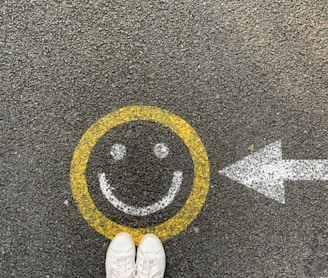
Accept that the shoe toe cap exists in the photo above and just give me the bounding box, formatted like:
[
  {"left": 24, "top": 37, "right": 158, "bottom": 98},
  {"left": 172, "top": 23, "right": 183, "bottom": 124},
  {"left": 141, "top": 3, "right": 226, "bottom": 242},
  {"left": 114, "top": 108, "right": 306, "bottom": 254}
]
[{"left": 109, "top": 232, "right": 135, "bottom": 252}]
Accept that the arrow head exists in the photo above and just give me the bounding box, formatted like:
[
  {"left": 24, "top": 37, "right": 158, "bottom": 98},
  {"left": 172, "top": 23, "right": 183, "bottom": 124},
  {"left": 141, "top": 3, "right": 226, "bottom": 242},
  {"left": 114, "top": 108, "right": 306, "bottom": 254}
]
[{"left": 219, "top": 141, "right": 286, "bottom": 204}]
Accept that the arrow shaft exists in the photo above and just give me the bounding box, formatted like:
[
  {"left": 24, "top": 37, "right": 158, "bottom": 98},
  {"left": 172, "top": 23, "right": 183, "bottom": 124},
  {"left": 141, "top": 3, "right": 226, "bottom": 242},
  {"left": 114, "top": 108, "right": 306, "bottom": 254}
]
[{"left": 281, "top": 160, "right": 328, "bottom": 181}]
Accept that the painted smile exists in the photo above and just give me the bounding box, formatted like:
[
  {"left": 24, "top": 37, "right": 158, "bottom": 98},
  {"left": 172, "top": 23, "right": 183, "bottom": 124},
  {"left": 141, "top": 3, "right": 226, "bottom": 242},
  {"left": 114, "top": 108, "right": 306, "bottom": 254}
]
[
  {"left": 98, "top": 170, "right": 183, "bottom": 216},
  {"left": 98, "top": 142, "right": 183, "bottom": 216}
]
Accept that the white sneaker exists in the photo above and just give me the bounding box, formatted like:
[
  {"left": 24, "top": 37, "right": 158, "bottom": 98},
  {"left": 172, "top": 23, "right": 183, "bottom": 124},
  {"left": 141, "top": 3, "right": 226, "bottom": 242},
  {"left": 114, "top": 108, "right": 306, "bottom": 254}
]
[
  {"left": 106, "top": 232, "right": 136, "bottom": 278},
  {"left": 136, "top": 234, "right": 166, "bottom": 278}
]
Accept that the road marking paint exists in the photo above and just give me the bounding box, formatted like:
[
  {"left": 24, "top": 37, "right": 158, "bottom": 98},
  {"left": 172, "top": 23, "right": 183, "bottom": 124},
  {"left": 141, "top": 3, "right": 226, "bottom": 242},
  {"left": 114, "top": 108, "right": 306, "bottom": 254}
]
[
  {"left": 110, "top": 143, "right": 126, "bottom": 161},
  {"left": 104, "top": 141, "right": 180, "bottom": 214},
  {"left": 99, "top": 171, "right": 183, "bottom": 216},
  {"left": 219, "top": 140, "right": 328, "bottom": 204},
  {"left": 70, "top": 106, "right": 210, "bottom": 244},
  {"left": 153, "top": 143, "right": 169, "bottom": 159}
]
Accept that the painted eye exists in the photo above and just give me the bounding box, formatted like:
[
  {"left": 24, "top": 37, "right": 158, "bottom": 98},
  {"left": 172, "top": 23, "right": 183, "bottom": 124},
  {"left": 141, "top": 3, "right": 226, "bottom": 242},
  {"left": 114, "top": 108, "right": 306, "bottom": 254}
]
[
  {"left": 153, "top": 143, "right": 169, "bottom": 159},
  {"left": 111, "top": 143, "right": 126, "bottom": 160}
]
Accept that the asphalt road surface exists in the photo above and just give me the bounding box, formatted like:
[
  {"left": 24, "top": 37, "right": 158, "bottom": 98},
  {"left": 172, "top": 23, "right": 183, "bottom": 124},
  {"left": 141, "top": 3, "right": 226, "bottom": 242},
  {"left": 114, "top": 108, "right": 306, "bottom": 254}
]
[{"left": 1, "top": 0, "right": 328, "bottom": 277}]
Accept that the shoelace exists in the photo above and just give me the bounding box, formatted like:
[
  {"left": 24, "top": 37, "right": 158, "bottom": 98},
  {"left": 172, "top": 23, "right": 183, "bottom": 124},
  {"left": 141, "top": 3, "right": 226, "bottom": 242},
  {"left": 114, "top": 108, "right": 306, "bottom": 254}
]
[
  {"left": 135, "top": 252, "right": 162, "bottom": 278},
  {"left": 110, "top": 255, "right": 136, "bottom": 278}
]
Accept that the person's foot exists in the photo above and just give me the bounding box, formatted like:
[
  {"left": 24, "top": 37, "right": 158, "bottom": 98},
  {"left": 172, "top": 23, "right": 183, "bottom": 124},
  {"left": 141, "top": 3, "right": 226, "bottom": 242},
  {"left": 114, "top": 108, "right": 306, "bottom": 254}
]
[
  {"left": 136, "top": 234, "right": 166, "bottom": 278},
  {"left": 106, "top": 232, "right": 136, "bottom": 278}
]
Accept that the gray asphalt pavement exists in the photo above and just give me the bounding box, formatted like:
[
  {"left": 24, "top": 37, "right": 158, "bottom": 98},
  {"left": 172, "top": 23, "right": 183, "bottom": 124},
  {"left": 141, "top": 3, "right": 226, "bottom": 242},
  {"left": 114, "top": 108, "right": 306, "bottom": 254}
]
[{"left": 1, "top": 0, "right": 328, "bottom": 277}]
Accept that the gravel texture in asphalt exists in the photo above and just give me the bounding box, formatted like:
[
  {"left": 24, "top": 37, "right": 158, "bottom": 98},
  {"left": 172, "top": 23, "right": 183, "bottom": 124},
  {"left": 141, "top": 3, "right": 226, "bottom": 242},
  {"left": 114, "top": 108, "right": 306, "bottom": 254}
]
[{"left": 1, "top": 1, "right": 327, "bottom": 277}]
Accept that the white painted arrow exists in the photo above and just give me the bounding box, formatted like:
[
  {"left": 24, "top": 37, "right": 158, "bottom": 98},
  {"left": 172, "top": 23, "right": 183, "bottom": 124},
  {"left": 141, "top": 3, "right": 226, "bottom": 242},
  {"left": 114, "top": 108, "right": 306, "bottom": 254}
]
[{"left": 219, "top": 140, "right": 328, "bottom": 204}]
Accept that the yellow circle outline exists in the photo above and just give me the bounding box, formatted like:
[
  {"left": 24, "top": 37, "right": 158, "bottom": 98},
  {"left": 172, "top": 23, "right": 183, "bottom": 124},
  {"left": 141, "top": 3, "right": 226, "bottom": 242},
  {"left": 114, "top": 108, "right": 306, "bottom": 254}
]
[{"left": 70, "top": 106, "right": 210, "bottom": 244}]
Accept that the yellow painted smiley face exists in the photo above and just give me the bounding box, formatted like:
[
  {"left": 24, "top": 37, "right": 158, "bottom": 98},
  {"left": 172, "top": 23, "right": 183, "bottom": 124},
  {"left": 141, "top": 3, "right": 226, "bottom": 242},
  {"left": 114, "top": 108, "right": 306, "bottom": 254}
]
[{"left": 70, "top": 106, "right": 210, "bottom": 244}]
